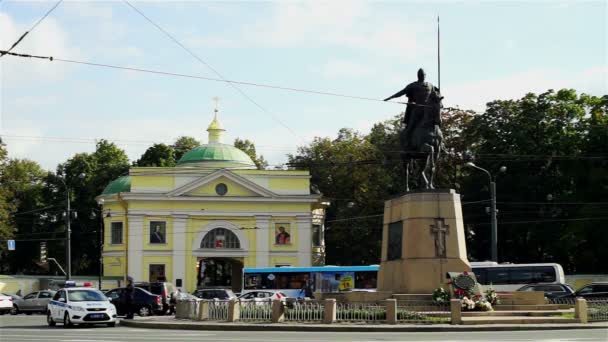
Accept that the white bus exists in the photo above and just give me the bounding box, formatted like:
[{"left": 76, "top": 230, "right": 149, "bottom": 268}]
[{"left": 470, "top": 262, "right": 565, "bottom": 292}]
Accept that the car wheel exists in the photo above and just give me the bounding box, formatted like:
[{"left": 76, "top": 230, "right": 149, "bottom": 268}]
[
  {"left": 138, "top": 305, "right": 151, "bottom": 317},
  {"left": 107, "top": 322, "right": 116, "bottom": 327},
  {"left": 10, "top": 305, "right": 19, "bottom": 315},
  {"left": 47, "top": 311, "right": 56, "bottom": 327},
  {"left": 63, "top": 312, "right": 73, "bottom": 328}
]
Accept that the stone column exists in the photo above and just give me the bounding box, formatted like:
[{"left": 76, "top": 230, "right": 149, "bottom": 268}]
[
  {"left": 323, "top": 298, "right": 336, "bottom": 324},
  {"left": 574, "top": 298, "right": 588, "bottom": 323},
  {"left": 127, "top": 215, "right": 144, "bottom": 282},
  {"left": 227, "top": 299, "right": 240, "bottom": 322},
  {"left": 385, "top": 298, "right": 397, "bottom": 324},
  {"left": 296, "top": 215, "right": 312, "bottom": 266},
  {"left": 197, "top": 301, "right": 209, "bottom": 321},
  {"left": 450, "top": 299, "right": 462, "bottom": 325},
  {"left": 172, "top": 214, "right": 188, "bottom": 290},
  {"left": 255, "top": 215, "right": 271, "bottom": 267},
  {"left": 271, "top": 299, "right": 285, "bottom": 323}
]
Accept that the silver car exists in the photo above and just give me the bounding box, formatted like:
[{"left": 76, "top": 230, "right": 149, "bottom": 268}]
[{"left": 12, "top": 290, "right": 56, "bottom": 314}]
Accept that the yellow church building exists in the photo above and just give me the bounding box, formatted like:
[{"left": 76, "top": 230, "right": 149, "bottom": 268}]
[{"left": 97, "top": 112, "right": 325, "bottom": 292}]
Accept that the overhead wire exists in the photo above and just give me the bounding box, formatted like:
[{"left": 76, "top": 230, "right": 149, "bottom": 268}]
[{"left": 0, "top": 0, "right": 64, "bottom": 58}]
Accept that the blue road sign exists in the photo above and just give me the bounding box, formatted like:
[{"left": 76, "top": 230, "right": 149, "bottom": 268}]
[{"left": 7, "top": 240, "right": 15, "bottom": 251}]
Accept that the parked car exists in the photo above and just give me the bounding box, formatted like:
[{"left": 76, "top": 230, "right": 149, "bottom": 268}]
[
  {"left": 104, "top": 287, "right": 162, "bottom": 317},
  {"left": 135, "top": 282, "right": 177, "bottom": 314},
  {"left": 0, "top": 293, "right": 13, "bottom": 315},
  {"left": 47, "top": 286, "right": 117, "bottom": 328},
  {"left": 569, "top": 282, "right": 608, "bottom": 299},
  {"left": 238, "top": 290, "right": 288, "bottom": 302},
  {"left": 192, "top": 289, "right": 236, "bottom": 300},
  {"left": 11, "top": 290, "right": 56, "bottom": 314},
  {"left": 516, "top": 283, "right": 575, "bottom": 298}
]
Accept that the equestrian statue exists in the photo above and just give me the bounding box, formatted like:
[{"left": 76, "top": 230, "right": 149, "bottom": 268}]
[{"left": 384, "top": 68, "right": 444, "bottom": 191}]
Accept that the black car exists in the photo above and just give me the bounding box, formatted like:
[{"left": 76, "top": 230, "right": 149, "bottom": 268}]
[
  {"left": 517, "top": 283, "right": 575, "bottom": 298},
  {"left": 571, "top": 282, "right": 608, "bottom": 299},
  {"left": 134, "top": 282, "right": 177, "bottom": 314},
  {"left": 104, "top": 287, "right": 162, "bottom": 317}
]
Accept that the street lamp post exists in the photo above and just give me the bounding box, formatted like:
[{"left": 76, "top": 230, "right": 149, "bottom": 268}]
[
  {"left": 55, "top": 177, "right": 72, "bottom": 281},
  {"left": 465, "top": 162, "right": 506, "bottom": 262},
  {"left": 56, "top": 173, "right": 85, "bottom": 281}
]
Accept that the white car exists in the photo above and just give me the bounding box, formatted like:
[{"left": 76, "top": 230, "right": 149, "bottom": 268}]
[
  {"left": 47, "top": 287, "right": 117, "bottom": 327},
  {"left": 0, "top": 293, "right": 13, "bottom": 315},
  {"left": 238, "top": 290, "right": 288, "bottom": 304}
]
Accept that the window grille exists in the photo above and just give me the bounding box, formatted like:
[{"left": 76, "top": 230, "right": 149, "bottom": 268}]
[{"left": 201, "top": 228, "right": 241, "bottom": 249}]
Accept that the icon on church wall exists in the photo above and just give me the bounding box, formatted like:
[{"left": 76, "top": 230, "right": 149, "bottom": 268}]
[
  {"left": 150, "top": 221, "right": 166, "bottom": 244},
  {"left": 275, "top": 224, "right": 291, "bottom": 245},
  {"left": 215, "top": 234, "right": 225, "bottom": 248}
]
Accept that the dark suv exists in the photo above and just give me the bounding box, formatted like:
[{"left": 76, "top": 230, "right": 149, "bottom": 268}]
[
  {"left": 571, "top": 282, "right": 608, "bottom": 298},
  {"left": 135, "top": 282, "right": 177, "bottom": 314}
]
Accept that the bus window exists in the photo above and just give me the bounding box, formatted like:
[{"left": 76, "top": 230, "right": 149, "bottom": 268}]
[
  {"left": 472, "top": 267, "right": 488, "bottom": 284},
  {"left": 354, "top": 271, "right": 377, "bottom": 289},
  {"left": 509, "top": 267, "right": 534, "bottom": 284},
  {"left": 532, "top": 267, "right": 556, "bottom": 283},
  {"left": 487, "top": 268, "right": 510, "bottom": 285}
]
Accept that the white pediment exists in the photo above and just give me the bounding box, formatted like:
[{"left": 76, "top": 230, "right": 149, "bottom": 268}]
[{"left": 166, "top": 169, "right": 277, "bottom": 198}]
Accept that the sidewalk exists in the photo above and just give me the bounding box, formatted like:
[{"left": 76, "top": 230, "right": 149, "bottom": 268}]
[{"left": 120, "top": 316, "right": 608, "bottom": 332}]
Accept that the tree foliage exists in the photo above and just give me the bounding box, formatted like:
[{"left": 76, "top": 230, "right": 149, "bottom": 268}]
[
  {"left": 135, "top": 143, "right": 176, "bottom": 167},
  {"left": 234, "top": 138, "right": 268, "bottom": 169},
  {"left": 290, "top": 89, "right": 607, "bottom": 272},
  {"left": 173, "top": 136, "right": 200, "bottom": 161}
]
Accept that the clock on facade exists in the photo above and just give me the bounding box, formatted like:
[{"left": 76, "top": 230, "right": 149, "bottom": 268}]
[{"left": 215, "top": 183, "right": 228, "bottom": 196}]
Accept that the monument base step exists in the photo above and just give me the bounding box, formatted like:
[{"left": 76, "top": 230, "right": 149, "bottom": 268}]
[
  {"left": 391, "top": 294, "right": 433, "bottom": 301},
  {"left": 494, "top": 304, "right": 561, "bottom": 311},
  {"left": 462, "top": 309, "right": 572, "bottom": 317},
  {"left": 461, "top": 316, "right": 579, "bottom": 325}
]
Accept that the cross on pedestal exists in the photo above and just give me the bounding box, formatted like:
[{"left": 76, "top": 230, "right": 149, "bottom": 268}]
[{"left": 430, "top": 218, "right": 449, "bottom": 258}]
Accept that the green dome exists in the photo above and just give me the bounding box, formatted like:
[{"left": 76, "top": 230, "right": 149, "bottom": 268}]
[
  {"left": 177, "top": 143, "right": 255, "bottom": 167},
  {"left": 102, "top": 176, "right": 131, "bottom": 195}
]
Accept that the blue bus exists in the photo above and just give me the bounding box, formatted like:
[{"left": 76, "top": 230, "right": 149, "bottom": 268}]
[{"left": 242, "top": 265, "right": 379, "bottom": 298}]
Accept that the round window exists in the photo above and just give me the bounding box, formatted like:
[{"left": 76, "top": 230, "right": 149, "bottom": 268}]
[{"left": 215, "top": 183, "right": 228, "bottom": 196}]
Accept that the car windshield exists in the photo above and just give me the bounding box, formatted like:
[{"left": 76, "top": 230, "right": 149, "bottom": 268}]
[{"left": 68, "top": 290, "right": 107, "bottom": 302}]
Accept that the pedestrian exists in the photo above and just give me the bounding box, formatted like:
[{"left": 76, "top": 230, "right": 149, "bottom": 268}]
[{"left": 125, "top": 276, "right": 135, "bottom": 319}]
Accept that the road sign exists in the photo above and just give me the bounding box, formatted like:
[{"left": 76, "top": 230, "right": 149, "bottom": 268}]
[
  {"left": 40, "top": 242, "right": 47, "bottom": 263},
  {"left": 7, "top": 240, "right": 15, "bottom": 251}
]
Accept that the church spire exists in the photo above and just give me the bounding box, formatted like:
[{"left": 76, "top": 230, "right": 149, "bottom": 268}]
[{"left": 207, "top": 97, "right": 225, "bottom": 144}]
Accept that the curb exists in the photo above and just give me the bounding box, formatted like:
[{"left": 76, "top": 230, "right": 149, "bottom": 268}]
[{"left": 119, "top": 319, "right": 608, "bottom": 332}]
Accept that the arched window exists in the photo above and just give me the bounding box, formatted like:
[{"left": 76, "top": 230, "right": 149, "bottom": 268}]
[{"left": 200, "top": 228, "right": 241, "bottom": 249}]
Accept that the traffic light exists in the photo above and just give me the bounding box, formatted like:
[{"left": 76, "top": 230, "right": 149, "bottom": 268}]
[{"left": 40, "top": 242, "right": 47, "bottom": 263}]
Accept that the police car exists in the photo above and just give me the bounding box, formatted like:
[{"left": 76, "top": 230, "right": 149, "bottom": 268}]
[{"left": 47, "top": 282, "right": 117, "bottom": 328}]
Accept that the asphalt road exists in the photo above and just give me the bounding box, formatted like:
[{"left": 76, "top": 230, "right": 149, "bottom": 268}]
[{"left": 1, "top": 315, "right": 607, "bottom": 342}]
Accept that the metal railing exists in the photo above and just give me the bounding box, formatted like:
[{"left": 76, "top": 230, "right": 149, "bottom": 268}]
[
  {"left": 284, "top": 300, "right": 324, "bottom": 322},
  {"left": 396, "top": 301, "right": 450, "bottom": 323},
  {"left": 548, "top": 297, "right": 577, "bottom": 305},
  {"left": 587, "top": 298, "right": 608, "bottom": 322},
  {"left": 208, "top": 300, "right": 229, "bottom": 321},
  {"left": 239, "top": 299, "right": 272, "bottom": 322},
  {"left": 336, "top": 302, "right": 385, "bottom": 322}
]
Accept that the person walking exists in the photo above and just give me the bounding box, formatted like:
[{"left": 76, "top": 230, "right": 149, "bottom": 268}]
[{"left": 125, "top": 276, "right": 135, "bottom": 319}]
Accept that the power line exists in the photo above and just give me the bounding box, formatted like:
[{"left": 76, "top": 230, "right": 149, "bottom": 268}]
[
  {"left": 123, "top": 0, "right": 302, "bottom": 143},
  {"left": 0, "top": 0, "right": 64, "bottom": 58}
]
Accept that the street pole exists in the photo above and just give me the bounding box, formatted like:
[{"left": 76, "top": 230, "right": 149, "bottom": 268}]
[
  {"left": 65, "top": 187, "right": 71, "bottom": 281},
  {"left": 490, "top": 181, "right": 498, "bottom": 262},
  {"left": 99, "top": 215, "right": 103, "bottom": 290}
]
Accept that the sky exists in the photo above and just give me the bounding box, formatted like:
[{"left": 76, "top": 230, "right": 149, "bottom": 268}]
[{"left": 1, "top": 0, "right": 606, "bottom": 171}]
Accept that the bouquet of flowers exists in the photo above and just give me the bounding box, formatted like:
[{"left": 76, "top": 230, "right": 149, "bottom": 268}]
[
  {"left": 461, "top": 297, "right": 475, "bottom": 310},
  {"left": 475, "top": 299, "right": 493, "bottom": 311},
  {"left": 485, "top": 288, "right": 500, "bottom": 305},
  {"left": 432, "top": 287, "right": 450, "bottom": 303}
]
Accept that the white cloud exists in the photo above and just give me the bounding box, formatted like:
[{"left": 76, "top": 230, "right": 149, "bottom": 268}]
[
  {"left": 316, "top": 59, "right": 374, "bottom": 79},
  {"left": 0, "top": 13, "right": 83, "bottom": 86},
  {"left": 445, "top": 66, "right": 608, "bottom": 111}
]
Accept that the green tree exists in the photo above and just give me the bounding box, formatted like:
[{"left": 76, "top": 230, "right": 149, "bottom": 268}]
[
  {"left": 0, "top": 139, "right": 16, "bottom": 271},
  {"left": 234, "top": 138, "right": 268, "bottom": 170},
  {"left": 173, "top": 136, "right": 200, "bottom": 161},
  {"left": 136, "top": 143, "right": 176, "bottom": 167}
]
